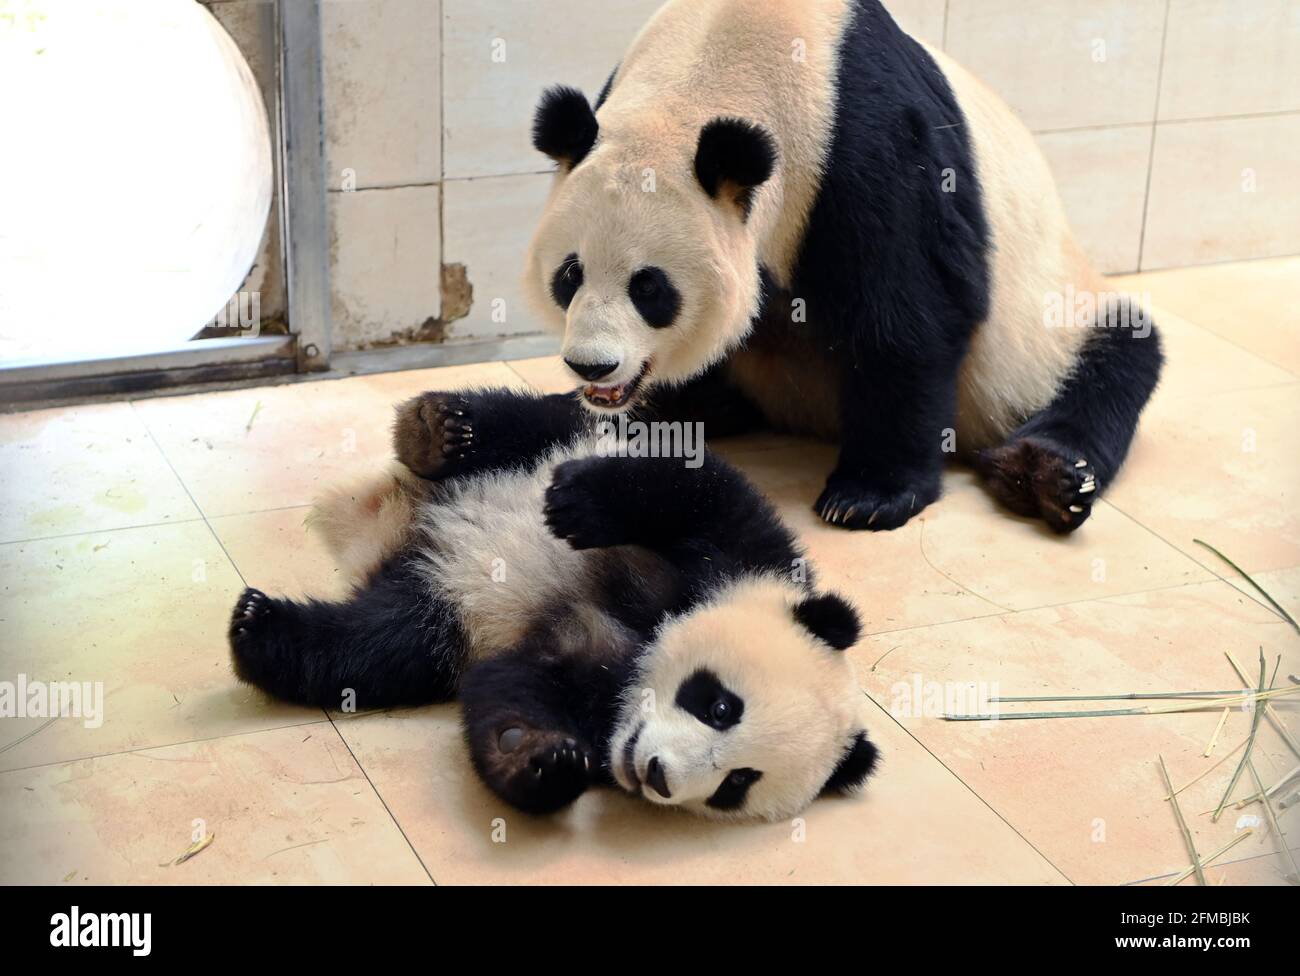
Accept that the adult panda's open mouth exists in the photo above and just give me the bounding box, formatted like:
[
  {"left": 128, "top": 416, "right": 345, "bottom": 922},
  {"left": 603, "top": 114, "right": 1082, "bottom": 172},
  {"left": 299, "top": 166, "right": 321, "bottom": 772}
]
[{"left": 582, "top": 360, "right": 651, "bottom": 410}]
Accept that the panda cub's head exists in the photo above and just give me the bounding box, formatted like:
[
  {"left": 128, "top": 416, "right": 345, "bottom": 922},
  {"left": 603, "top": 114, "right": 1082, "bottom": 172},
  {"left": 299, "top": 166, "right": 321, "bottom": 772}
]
[
  {"left": 524, "top": 86, "right": 777, "bottom": 412},
  {"left": 609, "top": 577, "right": 879, "bottom": 821}
]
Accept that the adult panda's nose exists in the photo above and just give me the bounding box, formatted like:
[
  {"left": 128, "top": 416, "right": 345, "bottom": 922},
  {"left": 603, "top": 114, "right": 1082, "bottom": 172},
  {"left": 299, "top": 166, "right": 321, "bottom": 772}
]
[
  {"left": 645, "top": 755, "right": 672, "bottom": 798},
  {"left": 564, "top": 358, "right": 619, "bottom": 382}
]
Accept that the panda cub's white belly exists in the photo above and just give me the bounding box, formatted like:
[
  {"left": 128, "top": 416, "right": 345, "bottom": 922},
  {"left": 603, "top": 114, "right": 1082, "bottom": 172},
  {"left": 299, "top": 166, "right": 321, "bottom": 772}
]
[{"left": 412, "top": 436, "right": 633, "bottom": 662}]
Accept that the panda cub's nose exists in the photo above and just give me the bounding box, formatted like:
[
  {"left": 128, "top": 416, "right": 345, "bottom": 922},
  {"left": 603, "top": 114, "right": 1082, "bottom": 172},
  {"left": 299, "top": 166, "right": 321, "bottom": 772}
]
[
  {"left": 564, "top": 358, "right": 619, "bottom": 382},
  {"left": 645, "top": 755, "right": 671, "bottom": 798}
]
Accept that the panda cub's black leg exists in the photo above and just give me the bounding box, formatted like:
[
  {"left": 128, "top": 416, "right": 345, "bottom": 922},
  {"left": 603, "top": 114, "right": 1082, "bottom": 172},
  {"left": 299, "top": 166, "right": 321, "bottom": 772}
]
[
  {"left": 976, "top": 304, "right": 1163, "bottom": 534},
  {"left": 393, "top": 387, "right": 588, "bottom": 481},
  {"left": 460, "top": 651, "right": 602, "bottom": 815},
  {"left": 228, "top": 557, "right": 465, "bottom": 709}
]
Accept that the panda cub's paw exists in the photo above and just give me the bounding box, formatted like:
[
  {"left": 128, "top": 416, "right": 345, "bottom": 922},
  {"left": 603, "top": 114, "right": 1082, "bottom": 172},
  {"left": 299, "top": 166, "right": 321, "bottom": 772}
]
[
  {"left": 392, "top": 391, "right": 476, "bottom": 480},
  {"left": 228, "top": 587, "right": 277, "bottom": 681},
  {"left": 543, "top": 458, "right": 628, "bottom": 549},
  {"left": 976, "top": 436, "right": 1097, "bottom": 534},
  {"left": 815, "top": 471, "right": 941, "bottom": 531},
  {"left": 490, "top": 727, "right": 594, "bottom": 814}
]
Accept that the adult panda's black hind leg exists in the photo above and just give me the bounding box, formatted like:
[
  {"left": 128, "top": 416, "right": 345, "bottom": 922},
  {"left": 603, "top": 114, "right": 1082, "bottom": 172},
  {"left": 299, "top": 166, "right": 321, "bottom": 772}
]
[
  {"left": 228, "top": 557, "right": 466, "bottom": 709},
  {"left": 976, "top": 304, "right": 1163, "bottom": 534}
]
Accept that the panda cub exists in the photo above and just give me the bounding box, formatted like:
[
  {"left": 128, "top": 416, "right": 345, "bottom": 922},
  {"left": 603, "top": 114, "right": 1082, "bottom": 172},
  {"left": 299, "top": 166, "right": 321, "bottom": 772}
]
[
  {"left": 523, "top": 0, "right": 1164, "bottom": 534},
  {"left": 228, "top": 387, "right": 878, "bottom": 820}
]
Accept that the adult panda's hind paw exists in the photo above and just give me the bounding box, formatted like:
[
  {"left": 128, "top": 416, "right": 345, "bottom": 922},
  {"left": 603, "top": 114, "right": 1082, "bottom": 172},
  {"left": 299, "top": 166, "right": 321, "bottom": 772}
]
[
  {"left": 392, "top": 392, "right": 476, "bottom": 480},
  {"left": 815, "top": 472, "right": 940, "bottom": 531},
  {"left": 976, "top": 436, "right": 1097, "bottom": 534}
]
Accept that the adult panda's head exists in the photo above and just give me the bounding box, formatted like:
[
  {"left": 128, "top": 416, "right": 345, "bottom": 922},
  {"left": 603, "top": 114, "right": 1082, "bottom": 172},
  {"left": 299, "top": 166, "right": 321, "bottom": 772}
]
[
  {"left": 523, "top": 85, "right": 777, "bottom": 412},
  {"left": 608, "top": 577, "right": 879, "bottom": 822}
]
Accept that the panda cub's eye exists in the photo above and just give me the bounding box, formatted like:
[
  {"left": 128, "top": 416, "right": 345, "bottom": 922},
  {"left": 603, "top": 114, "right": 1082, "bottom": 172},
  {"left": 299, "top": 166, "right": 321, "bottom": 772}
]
[
  {"left": 627, "top": 266, "right": 681, "bottom": 329},
  {"left": 675, "top": 669, "right": 744, "bottom": 730},
  {"left": 631, "top": 271, "right": 658, "bottom": 297},
  {"left": 709, "top": 699, "right": 731, "bottom": 724}
]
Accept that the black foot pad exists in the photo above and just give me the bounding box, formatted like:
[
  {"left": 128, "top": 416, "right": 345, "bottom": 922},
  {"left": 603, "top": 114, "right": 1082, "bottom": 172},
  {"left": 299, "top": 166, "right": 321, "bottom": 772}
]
[{"left": 976, "top": 436, "right": 1098, "bottom": 534}]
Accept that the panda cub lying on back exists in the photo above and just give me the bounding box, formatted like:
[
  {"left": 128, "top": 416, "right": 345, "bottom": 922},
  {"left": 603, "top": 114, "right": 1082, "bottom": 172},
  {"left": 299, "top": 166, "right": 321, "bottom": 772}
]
[{"left": 228, "top": 387, "right": 878, "bottom": 820}]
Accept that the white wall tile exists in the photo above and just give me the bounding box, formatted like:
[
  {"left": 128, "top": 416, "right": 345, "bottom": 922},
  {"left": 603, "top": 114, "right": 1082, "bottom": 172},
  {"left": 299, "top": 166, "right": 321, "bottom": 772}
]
[
  {"left": 1158, "top": 0, "right": 1300, "bottom": 121},
  {"left": 442, "top": 0, "right": 662, "bottom": 180},
  {"left": 329, "top": 184, "right": 442, "bottom": 349},
  {"left": 1036, "top": 125, "right": 1151, "bottom": 274},
  {"left": 1142, "top": 114, "right": 1300, "bottom": 270},
  {"left": 882, "top": 0, "right": 947, "bottom": 48},
  {"left": 946, "top": 0, "right": 1166, "bottom": 131},
  {"left": 322, "top": 0, "right": 441, "bottom": 190},
  {"left": 441, "top": 173, "right": 554, "bottom": 339}
]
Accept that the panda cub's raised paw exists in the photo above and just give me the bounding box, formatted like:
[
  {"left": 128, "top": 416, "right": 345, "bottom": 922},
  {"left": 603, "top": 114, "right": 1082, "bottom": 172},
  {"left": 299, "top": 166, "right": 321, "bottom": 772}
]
[
  {"left": 543, "top": 458, "right": 628, "bottom": 550},
  {"left": 976, "top": 436, "right": 1097, "bottom": 534},
  {"left": 392, "top": 391, "right": 476, "bottom": 480},
  {"left": 229, "top": 587, "right": 276, "bottom": 681},
  {"left": 489, "top": 726, "right": 594, "bottom": 814}
]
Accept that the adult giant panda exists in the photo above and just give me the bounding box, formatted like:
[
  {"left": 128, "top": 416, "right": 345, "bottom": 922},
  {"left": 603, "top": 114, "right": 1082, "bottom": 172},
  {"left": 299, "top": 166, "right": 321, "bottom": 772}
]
[
  {"left": 228, "top": 387, "right": 879, "bottom": 821},
  {"left": 522, "top": 0, "right": 1163, "bottom": 533}
]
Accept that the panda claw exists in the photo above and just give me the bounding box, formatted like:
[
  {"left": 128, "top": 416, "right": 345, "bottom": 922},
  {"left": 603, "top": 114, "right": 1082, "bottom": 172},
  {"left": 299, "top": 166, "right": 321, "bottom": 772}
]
[{"left": 1075, "top": 459, "right": 1088, "bottom": 468}]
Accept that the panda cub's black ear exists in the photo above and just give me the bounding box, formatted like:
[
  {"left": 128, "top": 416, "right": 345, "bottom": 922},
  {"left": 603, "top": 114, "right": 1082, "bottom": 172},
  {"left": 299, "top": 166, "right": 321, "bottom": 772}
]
[
  {"left": 532, "top": 85, "right": 599, "bottom": 168},
  {"left": 792, "top": 593, "right": 861, "bottom": 651},
  {"left": 821, "top": 731, "right": 880, "bottom": 796},
  {"left": 693, "top": 117, "right": 777, "bottom": 219}
]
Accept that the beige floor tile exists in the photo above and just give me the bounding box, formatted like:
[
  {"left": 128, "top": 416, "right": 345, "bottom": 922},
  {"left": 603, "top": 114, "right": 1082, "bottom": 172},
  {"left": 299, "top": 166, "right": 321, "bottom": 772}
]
[
  {"left": 908, "top": 469, "right": 1213, "bottom": 613},
  {"left": 1224, "top": 566, "right": 1300, "bottom": 634},
  {"left": 210, "top": 507, "right": 344, "bottom": 601},
  {"left": 131, "top": 362, "right": 526, "bottom": 518},
  {"left": 0, "top": 722, "right": 430, "bottom": 884},
  {"left": 0, "top": 521, "right": 318, "bottom": 772},
  {"left": 506, "top": 354, "right": 573, "bottom": 394},
  {"left": 721, "top": 444, "right": 1006, "bottom": 633},
  {"left": 335, "top": 698, "right": 1066, "bottom": 885},
  {"left": 0, "top": 402, "right": 199, "bottom": 544},
  {"left": 1104, "top": 384, "right": 1300, "bottom": 575},
  {"left": 858, "top": 579, "right": 1300, "bottom": 885},
  {"left": 1111, "top": 258, "right": 1300, "bottom": 378}
]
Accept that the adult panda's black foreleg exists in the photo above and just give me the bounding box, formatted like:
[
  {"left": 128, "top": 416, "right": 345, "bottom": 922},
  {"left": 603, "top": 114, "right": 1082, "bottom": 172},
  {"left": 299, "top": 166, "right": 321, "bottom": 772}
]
[
  {"left": 228, "top": 556, "right": 465, "bottom": 710},
  {"left": 976, "top": 304, "right": 1163, "bottom": 533},
  {"left": 816, "top": 350, "right": 963, "bottom": 531},
  {"left": 393, "top": 386, "right": 590, "bottom": 481}
]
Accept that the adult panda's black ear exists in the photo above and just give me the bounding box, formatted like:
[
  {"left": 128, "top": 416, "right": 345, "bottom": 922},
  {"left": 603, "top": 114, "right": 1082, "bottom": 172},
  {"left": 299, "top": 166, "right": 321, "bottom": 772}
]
[
  {"left": 693, "top": 117, "right": 777, "bottom": 219},
  {"left": 532, "top": 85, "right": 599, "bottom": 168},
  {"left": 821, "top": 731, "right": 880, "bottom": 796},
  {"left": 792, "top": 593, "right": 861, "bottom": 651}
]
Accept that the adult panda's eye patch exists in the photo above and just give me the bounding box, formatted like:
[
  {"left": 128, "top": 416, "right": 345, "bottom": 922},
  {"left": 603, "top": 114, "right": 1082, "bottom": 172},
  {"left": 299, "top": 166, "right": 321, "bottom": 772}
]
[
  {"left": 628, "top": 266, "right": 680, "bottom": 328},
  {"left": 706, "top": 767, "right": 763, "bottom": 810},
  {"left": 675, "top": 668, "right": 743, "bottom": 730},
  {"left": 550, "top": 253, "right": 583, "bottom": 309}
]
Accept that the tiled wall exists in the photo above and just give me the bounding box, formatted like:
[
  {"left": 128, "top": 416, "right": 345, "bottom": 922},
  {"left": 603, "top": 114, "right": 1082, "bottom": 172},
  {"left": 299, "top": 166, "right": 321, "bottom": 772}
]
[{"left": 208, "top": 0, "right": 1300, "bottom": 352}]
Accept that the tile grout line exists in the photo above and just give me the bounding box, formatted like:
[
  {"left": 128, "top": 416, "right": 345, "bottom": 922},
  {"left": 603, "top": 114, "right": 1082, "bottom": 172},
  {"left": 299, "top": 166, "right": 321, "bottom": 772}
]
[
  {"left": 862, "top": 694, "right": 1077, "bottom": 885},
  {"left": 323, "top": 710, "right": 438, "bottom": 886},
  {"left": 0, "top": 718, "right": 329, "bottom": 777},
  {"left": 1136, "top": 0, "right": 1172, "bottom": 273},
  {"left": 1032, "top": 106, "right": 1300, "bottom": 138}
]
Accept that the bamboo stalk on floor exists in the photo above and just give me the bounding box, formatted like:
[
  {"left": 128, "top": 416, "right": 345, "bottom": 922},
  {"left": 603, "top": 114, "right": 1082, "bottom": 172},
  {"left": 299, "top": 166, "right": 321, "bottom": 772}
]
[
  {"left": 989, "top": 690, "right": 1251, "bottom": 703},
  {"left": 1212, "top": 652, "right": 1267, "bottom": 823},
  {"left": 944, "top": 685, "right": 1298, "bottom": 721},
  {"left": 1233, "top": 763, "right": 1300, "bottom": 810},
  {"left": 1163, "top": 829, "right": 1253, "bottom": 887},
  {"left": 1166, "top": 738, "right": 1248, "bottom": 802},
  {"left": 1246, "top": 759, "right": 1300, "bottom": 884},
  {"left": 1193, "top": 539, "right": 1300, "bottom": 634},
  {"left": 1224, "top": 650, "right": 1300, "bottom": 761},
  {"left": 1205, "top": 706, "right": 1230, "bottom": 756},
  {"left": 1159, "top": 755, "right": 1206, "bottom": 886}
]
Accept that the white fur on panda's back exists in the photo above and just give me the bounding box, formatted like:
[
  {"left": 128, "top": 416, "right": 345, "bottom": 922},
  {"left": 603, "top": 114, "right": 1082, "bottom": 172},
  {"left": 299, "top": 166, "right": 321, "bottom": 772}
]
[{"left": 413, "top": 437, "right": 632, "bottom": 662}]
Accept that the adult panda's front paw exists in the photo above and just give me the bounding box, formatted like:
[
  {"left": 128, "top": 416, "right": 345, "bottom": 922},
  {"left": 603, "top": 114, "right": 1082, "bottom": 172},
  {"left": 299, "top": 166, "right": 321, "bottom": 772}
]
[
  {"left": 815, "top": 471, "right": 941, "bottom": 531},
  {"left": 543, "top": 458, "right": 627, "bottom": 549},
  {"left": 392, "top": 392, "right": 476, "bottom": 480}
]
